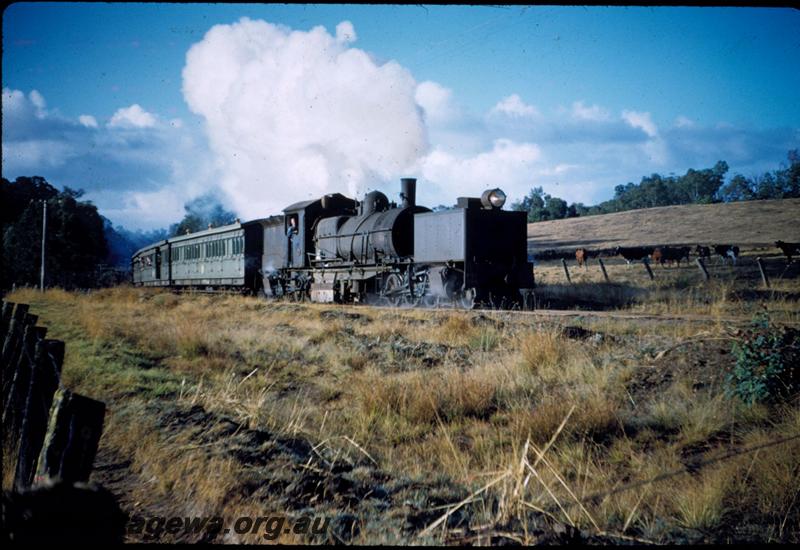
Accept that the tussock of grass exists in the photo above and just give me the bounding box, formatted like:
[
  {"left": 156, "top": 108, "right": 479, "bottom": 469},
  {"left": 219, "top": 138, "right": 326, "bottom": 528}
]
[
  {"left": 355, "top": 367, "right": 497, "bottom": 426},
  {"left": 435, "top": 314, "right": 477, "bottom": 346},
  {"left": 672, "top": 466, "right": 730, "bottom": 530}
]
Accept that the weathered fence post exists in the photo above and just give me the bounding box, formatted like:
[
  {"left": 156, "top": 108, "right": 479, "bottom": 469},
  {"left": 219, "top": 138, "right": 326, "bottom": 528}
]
[
  {"left": 695, "top": 258, "right": 710, "bottom": 282},
  {"left": 1, "top": 303, "right": 29, "bottom": 375},
  {"left": 598, "top": 257, "right": 610, "bottom": 282},
  {"left": 14, "top": 339, "right": 65, "bottom": 490},
  {"left": 34, "top": 389, "right": 106, "bottom": 486},
  {"left": 561, "top": 258, "right": 572, "bottom": 284},
  {"left": 3, "top": 319, "right": 40, "bottom": 433},
  {"left": 756, "top": 257, "right": 770, "bottom": 288},
  {"left": 1, "top": 301, "right": 14, "bottom": 341},
  {"left": 643, "top": 258, "right": 654, "bottom": 281}
]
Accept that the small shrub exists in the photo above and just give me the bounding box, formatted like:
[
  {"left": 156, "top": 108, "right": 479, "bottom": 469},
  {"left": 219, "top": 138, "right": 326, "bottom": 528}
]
[{"left": 727, "top": 311, "right": 799, "bottom": 405}]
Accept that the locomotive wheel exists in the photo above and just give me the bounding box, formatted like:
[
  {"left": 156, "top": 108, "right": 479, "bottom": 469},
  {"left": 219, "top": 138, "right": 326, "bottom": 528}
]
[{"left": 382, "top": 273, "right": 404, "bottom": 307}]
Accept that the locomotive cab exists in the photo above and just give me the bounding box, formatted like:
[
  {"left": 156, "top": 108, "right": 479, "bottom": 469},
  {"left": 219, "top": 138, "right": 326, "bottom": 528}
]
[{"left": 282, "top": 193, "right": 358, "bottom": 269}]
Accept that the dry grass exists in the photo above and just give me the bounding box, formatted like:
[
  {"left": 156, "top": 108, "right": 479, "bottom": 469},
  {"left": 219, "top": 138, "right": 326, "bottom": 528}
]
[
  {"left": 527, "top": 197, "right": 800, "bottom": 250},
  {"left": 5, "top": 285, "right": 799, "bottom": 544}
]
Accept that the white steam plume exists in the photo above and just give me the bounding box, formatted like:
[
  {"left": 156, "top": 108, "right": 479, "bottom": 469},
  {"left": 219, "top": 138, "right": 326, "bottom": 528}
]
[{"left": 182, "top": 18, "right": 428, "bottom": 218}]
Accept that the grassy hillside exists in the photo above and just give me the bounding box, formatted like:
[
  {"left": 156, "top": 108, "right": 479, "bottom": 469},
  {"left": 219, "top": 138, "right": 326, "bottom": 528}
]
[{"left": 527, "top": 198, "right": 800, "bottom": 252}]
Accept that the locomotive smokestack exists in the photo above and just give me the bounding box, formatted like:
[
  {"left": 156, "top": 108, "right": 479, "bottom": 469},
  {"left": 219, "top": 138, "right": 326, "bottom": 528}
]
[{"left": 400, "top": 178, "right": 416, "bottom": 208}]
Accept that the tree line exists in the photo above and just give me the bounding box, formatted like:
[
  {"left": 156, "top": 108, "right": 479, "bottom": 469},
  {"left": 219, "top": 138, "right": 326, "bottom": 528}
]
[
  {"left": 511, "top": 149, "right": 800, "bottom": 222},
  {"left": 1, "top": 176, "right": 235, "bottom": 291}
]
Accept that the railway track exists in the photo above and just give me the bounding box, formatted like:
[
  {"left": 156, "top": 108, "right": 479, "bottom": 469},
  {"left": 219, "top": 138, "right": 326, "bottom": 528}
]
[{"left": 362, "top": 303, "right": 800, "bottom": 326}]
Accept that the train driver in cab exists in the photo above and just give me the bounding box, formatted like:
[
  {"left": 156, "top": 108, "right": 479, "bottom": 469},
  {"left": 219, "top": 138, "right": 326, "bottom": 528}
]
[{"left": 287, "top": 215, "right": 299, "bottom": 236}]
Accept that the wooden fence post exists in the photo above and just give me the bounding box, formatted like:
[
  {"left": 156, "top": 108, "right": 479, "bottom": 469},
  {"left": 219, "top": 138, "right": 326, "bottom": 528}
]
[
  {"left": 3, "top": 320, "right": 40, "bottom": 434},
  {"left": 34, "top": 389, "right": 106, "bottom": 486},
  {"left": 561, "top": 258, "right": 572, "bottom": 284},
  {"left": 695, "top": 258, "right": 710, "bottom": 282},
  {"left": 756, "top": 257, "right": 770, "bottom": 288},
  {"left": 643, "top": 258, "right": 654, "bottom": 281},
  {"left": 1, "top": 301, "right": 14, "bottom": 341},
  {"left": 1, "top": 303, "right": 29, "bottom": 374},
  {"left": 598, "top": 258, "right": 610, "bottom": 282},
  {"left": 14, "top": 339, "right": 64, "bottom": 490}
]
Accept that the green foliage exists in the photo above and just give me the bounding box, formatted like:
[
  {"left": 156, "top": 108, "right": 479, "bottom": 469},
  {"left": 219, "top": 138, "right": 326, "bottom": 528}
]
[
  {"left": 515, "top": 150, "right": 797, "bottom": 224},
  {"left": 1, "top": 176, "right": 109, "bottom": 290},
  {"left": 726, "top": 311, "right": 800, "bottom": 405},
  {"left": 510, "top": 186, "right": 582, "bottom": 222}
]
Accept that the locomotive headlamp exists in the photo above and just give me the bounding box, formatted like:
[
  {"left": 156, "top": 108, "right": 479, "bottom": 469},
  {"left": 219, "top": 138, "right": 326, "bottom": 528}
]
[{"left": 481, "top": 188, "right": 507, "bottom": 209}]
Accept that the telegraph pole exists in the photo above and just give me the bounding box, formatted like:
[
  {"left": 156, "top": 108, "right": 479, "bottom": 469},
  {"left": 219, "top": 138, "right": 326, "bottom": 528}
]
[{"left": 40, "top": 200, "right": 47, "bottom": 291}]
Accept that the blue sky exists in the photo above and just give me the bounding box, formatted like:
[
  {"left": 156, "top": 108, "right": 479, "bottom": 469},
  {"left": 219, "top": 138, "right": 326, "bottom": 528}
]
[{"left": 3, "top": 3, "right": 799, "bottom": 229}]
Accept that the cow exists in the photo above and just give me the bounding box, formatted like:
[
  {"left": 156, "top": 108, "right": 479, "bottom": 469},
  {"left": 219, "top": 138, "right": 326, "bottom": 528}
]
[
  {"left": 664, "top": 246, "right": 690, "bottom": 266},
  {"left": 614, "top": 246, "right": 653, "bottom": 265},
  {"left": 575, "top": 248, "right": 588, "bottom": 268},
  {"left": 775, "top": 240, "right": 800, "bottom": 263},
  {"left": 651, "top": 247, "right": 663, "bottom": 266},
  {"left": 695, "top": 245, "right": 711, "bottom": 260},
  {"left": 713, "top": 244, "right": 740, "bottom": 265}
]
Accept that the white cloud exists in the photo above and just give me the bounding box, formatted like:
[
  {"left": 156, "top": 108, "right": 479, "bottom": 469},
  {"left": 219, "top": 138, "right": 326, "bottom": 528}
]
[
  {"left": 2, "top": 139, "right": 76, "bottom": 169},
  {"left": 416, "top": 81, "right": 458, "bottom": 123},
  {"left": 182, "top": 17, "right": 427, "bottom": 219},
  {"left": 2, "top": 88, "right": 216, "bottom": 230},
  {"left": 621, "top": 110, "right": 658, "bottom": 138},
  {"left": 100, "top": 187, "right": 188, "bottom": 230},
  {"left": 79, "top": 114, "right": 98, "bottom": 128},
  {"left": 108, "top": 104, "right": 157, "bottom": 128},
  {"left": 28, "top": 90, "right": 46, "bottom": 112},
  {"left": 335, "top": 21, "right": 356, "bottom": 44},
  {"left": 675, "top": 115, "right": 695, "bottom": 128},
  {"left": 571, "top": 100, "right": 610, "bottom": 121},
  {"left": 418, "top": 139, "right": 543, "bottom": 203},
  {"left": 490, "top": 94, "right": 539, "bottom": 118}
]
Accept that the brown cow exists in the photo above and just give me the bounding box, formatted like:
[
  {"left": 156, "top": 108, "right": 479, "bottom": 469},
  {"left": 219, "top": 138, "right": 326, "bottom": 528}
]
[
  {"left": 651, "top": 247, "right": 663, "bottom": 266},
  {"left": 575, "top": 248, "right": 588, "bottom": 268},
  {"left": 653, "top": 246, "right": 690, "bottom": 267}
]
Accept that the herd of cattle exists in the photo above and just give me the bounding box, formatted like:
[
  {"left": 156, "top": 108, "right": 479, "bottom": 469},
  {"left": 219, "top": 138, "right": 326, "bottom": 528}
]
[{"left": 573, "top": 240, "right": 800, "bottom": 268}]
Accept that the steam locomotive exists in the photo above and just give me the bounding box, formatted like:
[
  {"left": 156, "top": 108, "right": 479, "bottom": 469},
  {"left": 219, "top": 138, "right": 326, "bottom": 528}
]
[{"left": 132, "top": 178, "right": 535, "bottom": 308}]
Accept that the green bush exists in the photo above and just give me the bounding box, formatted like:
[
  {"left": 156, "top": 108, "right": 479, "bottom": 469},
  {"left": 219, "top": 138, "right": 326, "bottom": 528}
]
[{"left": 727, "top": 311, "right": 799, "bottom": 405}]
